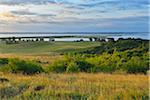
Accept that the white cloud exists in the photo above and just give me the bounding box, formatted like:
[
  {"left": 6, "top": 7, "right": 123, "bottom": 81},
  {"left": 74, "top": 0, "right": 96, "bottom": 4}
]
[{"left": 0, "top": 0, "right": 148, "bottom": 32}]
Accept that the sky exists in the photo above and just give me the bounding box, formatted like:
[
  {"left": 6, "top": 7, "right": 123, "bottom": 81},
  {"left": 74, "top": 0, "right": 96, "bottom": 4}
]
[{"left": 0, "top": 0, "right": 149, "bottom": 32}]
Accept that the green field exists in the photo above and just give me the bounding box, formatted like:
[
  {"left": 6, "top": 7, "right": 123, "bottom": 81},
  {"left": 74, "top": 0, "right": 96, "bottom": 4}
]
[{"left": 0, "top": 41, "right": 100, "bottom": 55}]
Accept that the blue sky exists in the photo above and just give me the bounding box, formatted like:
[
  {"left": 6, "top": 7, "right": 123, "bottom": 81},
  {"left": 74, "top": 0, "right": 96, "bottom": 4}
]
[{"left": 0, "top": 0, "right": 149, "bottom": 32}]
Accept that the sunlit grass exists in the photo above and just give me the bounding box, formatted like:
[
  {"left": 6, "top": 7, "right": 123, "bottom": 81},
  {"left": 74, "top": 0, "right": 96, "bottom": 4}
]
[
  {"left": 0, "top": 72, "right": 148, "bottom": 100},
  {"left": 0, "top": 53, "right": 63, "bottom": 67},
  {"left": 0, "top": 40, "right": 149, "bottom": 100}
]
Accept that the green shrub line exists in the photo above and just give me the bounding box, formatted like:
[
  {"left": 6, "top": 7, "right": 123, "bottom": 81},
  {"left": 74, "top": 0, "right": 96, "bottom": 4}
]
[
  {"left": 0, "top": 51, "right": 149, "bottom": 74},
  {"left": 48, "top": 52, "right": 149, "bottom": 74}
]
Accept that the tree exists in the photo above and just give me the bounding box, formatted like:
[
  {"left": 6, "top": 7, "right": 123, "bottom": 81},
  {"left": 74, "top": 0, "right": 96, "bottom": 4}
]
[{"left": 89, "top": 38, "right": 93, "bottom": 42}]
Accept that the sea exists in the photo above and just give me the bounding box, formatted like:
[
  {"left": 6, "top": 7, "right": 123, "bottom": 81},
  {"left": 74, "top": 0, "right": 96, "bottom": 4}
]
[{"left": 0, "top": 32, "right": 149, "bottom": 41}]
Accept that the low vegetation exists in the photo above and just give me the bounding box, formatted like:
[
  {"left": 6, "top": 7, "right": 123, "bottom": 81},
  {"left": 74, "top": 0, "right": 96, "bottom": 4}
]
[
  {"left": 0, "top": 39, "right": 149, "bottom": 99},
  {"left": 82, "top": 39, "right": 148, "bottom": 54},
  {"left": 0, "top": 72, "right": 148, "bottom": 100},
  {"left": 0, "top": 41, "right": 100, "bottom": 55},
  {"left": 0, "top": 39, "right": 148, "bottom": 74},
  {"left": 0, "top": 51, "right": 148, "bottom": 74},
  {"left": 0, "top": 59, "right": 44, "bottom": 74}
]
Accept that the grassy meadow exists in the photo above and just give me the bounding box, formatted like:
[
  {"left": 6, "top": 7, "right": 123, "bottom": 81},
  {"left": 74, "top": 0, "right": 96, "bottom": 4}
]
[
  {"left": 0, "top": 41, "right": 100, "bottom": 55},
  {"left": 0, "top": 39, "right": 149, "bottom": 100},
  {"left": 0, "top": 73, "right": 148, "bottom": 100}
]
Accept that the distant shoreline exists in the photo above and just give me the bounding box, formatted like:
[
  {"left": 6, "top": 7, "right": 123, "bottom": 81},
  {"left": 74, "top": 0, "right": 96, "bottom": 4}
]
[{"left": 0, "top": 32, "right": 149, "bottom": 40}]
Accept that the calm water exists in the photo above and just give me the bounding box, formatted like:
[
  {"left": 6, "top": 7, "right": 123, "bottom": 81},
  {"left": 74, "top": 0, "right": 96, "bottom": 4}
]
[{"left": 0, "top": 32, "right": 149, "bottom": 41}]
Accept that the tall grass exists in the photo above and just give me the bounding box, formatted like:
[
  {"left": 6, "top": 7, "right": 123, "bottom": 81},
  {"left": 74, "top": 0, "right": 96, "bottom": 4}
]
[{"left": 0, "top": 72, "right": 148, "bottom": 100}]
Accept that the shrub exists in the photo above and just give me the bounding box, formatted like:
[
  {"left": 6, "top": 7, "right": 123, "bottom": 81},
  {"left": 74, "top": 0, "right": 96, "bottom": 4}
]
[
  {"left": 97, "top": 64, "right": 117, "bottom": 73},
  {"left": 8, "top": 59, "right": 44, "bottom": 74},
  {"left": 0, "top": 86, "right": 20, "bottom": 98},
  {"left": 0, "top": 65, "right": 12, "bottom": 72},
  {"left": 0, "top": 58, "right": 9, "bottom": 66},
  {"left": 66, "top": 61, "right": 80, "bottom": 73},
  {"left": 86, "top": 53, "right": 119, "bottom": 73},
  {"left": 125, "top": 57, "right": 149, "bottom": 74},
  {"left": 75, "top": 60, "right": 93, "bottom": 72},
  {"left": 48, "top": 57, "right": 94, "bottom": 73},
  {"left": 48, "top": 60, "right": 67, "bottom": 73},
  {"left": 17, "top": 83, "right": 29, "bottom": 92}
]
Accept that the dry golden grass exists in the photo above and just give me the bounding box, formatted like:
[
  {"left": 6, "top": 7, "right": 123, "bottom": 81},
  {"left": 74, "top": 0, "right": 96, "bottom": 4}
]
[{"left": 0, "top": 72, "right": 148, "bottom": 100}]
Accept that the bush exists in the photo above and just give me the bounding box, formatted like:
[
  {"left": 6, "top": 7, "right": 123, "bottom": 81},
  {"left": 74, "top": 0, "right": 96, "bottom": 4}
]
[
  {"left": 48, "top": 57, "right": 94, "bottom": 73},
  {"left": 125, "top": 57, "right": 149, "bottom": 74},
  {"left": 48, "top": 60, "right": 67, "bottom": 73},
  {"left": 86, "top": 53, "right": 119, "bottom": 73},
  {"left": 66, "top": 61, "right": 80, "bottom": 73},
  {"left": 0, "top": 86, "right": 20, "bottom": 98},
  {"left": 98, "top": 64, "right": 116, "bottom": 73},
  {"left": 8, "top": 59, "right": 44, "bottom": 74},
  {"left": 90, "top": 61, "right": 117, "bottom": 73},
  {"left": 0, "top": 58, "right": 9, "bottom": 66},
  {"left": 75, "top": 60, "right": 93, "bottom": 72}
]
